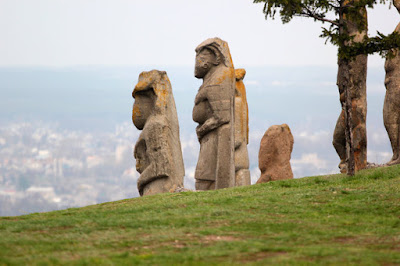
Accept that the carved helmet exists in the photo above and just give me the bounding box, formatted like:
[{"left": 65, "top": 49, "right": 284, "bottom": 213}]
[
  {"left": 132, "top": 70, "right": 173, "bottom": 116},
  {"left": 195, "top": 37, "right": 234, "bottom": 69}
]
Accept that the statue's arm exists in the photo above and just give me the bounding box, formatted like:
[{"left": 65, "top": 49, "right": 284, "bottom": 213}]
[
  {"left": 137, "top": 165, "right": 168, "bottom": 196},
  {"left": 196, "top": 85, "right": 231, "bottom": 140},
  {"left": 137, "top": 122, "right": 171, "bottom": 195},
  {"left": 196, "top": 117, "right": 220, "bottom": 140}
]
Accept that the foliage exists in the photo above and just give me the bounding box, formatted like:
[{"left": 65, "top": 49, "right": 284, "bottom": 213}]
[
  {"left": 1, "top": 165, "right": 400, "bottom": 264},
  {"left": 253, "top": 0, "right": 400, "bottom": 59},
  {"left": 347, "top": 31, "right": 400, "bottom": 58}
]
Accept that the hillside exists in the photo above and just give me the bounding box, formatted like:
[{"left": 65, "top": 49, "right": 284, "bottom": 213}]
[{"left": 1, "top": 165, "right": 400, "bottom": 265}]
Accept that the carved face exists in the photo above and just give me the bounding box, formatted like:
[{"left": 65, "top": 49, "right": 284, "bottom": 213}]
[
  {"left": 195, "top": 48, "right": 218, "bottom": 78},
  {"left": 132, "top": 89, "right": 156, "bottom": 130}
]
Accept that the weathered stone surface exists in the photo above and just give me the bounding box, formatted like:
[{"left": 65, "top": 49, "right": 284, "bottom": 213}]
[
  {"left": 132, "top": 70, "right": 184, "bottom": 196},
  {"left": 383, "top": 0, "right": 400, "bottom": 165},
  {"left": 333, "top": 109, "right": 347, "bottom": 173},
  {"left": 257, "top": 124, "right": 294, "bottom": 183},
  {"left": 192, "top": 37, "right": 235, "bottom": 190},
  {"left": 234, "top": 69, "right": 251, "bottom": 186},
  {"left": 332, "top": 5, "right": 368, "bottom": 173}
]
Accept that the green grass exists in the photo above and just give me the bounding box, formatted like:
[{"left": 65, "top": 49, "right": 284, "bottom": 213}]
[{"left": 1, "top": 165, "right": 400, "bottom": 265}]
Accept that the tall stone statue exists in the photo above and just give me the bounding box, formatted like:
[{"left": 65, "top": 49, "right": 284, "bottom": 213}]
[
  {"left": 192, "top": 37, "right": 236, "bottom": 190},
  {"left": 332, "top": 4, "right": 368, "bottom": 173},
  {"left": 383, "top": 0, "right": 400, "bottom": 165},
  {"left": 132, "top": 70, "right": 185, "bottom": 196},
  {"left": 234, "top": 69, "right": 251, "bottom": 186}
]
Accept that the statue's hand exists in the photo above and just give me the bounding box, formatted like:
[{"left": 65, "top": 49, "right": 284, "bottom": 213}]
[
  {"left": 196, "top": 117, "right": 220, "bottom": 141},
  {"left": 196, "top": 125, "right": 205, "bottom": 141}
]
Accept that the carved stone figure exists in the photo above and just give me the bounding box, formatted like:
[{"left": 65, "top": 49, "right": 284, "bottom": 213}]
[
  {"left": 234, "top": 69, "right": 251, "bottom": 186},
  {"left": 383, "top": 0, "right": 400, "bottom": 165},
  {"left": 192, "top": 37, "right": 236, "bottom": 190},
  {"left": 257, "top": 124, "right": 294, "bottom": 183},
  {"left": 332, "top": 6, "right": 368, "bottom": 173},
  {"left": 132, "top": 70, "right": 184, "bottom": 196}
]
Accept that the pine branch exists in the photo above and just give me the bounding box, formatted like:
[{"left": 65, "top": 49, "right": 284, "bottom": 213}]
[
  {"left": 301, "top": 6, "right": 340, "bottom": 26},
  {"left": 327, "top": 0, "right": 340, "bottom": 10},
  {"left": 339, "top": 32, "right": 400, "bottom": 59}
]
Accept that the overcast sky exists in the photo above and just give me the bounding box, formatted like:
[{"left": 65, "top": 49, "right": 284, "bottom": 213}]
[{"left": 0, "top": 0, "right": 398, "bottom": 67}]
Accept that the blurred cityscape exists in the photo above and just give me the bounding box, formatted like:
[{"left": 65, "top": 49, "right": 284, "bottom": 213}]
[{"left": 0, "top": 121, "right": 139, "bottom": 216}]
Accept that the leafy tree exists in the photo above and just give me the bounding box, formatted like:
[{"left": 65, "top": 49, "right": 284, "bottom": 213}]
[{"left": 254, "top": 0, "right": 400, "bottom": 175}]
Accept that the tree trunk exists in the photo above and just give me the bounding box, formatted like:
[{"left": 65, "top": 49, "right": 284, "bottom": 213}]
[
  {"left": 337, "top": 0, "right": 368, "bottom": 175},
  {"left": 344, "top": 59, "right": 355, "bottom": 176}
]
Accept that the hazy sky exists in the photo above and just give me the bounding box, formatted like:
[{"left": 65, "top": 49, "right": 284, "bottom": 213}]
[{"left": 0, "top": 0, "right": 398, "bottom": 67}]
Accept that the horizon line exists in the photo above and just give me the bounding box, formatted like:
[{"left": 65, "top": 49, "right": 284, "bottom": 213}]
[{"left": 0, "top": 64, "right": 383, "bottom": 69}]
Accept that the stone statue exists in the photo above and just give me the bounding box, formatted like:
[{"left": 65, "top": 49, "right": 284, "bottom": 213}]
[
  {"left": 257, "top": 124, "right": 294, "bottom": 183},
  {"left": 192, "top": 37, "right": 236, "bottom": 190},
  {"left": 234, "top": 69, "right": 251, "bottom": 186},
  {"left": 383, "top": 0, "right": 400, "bottom": 165},
  {"left": 332, "top": 6, "right": 368, "bottom": 173},
  {"left": 132, "top": 70, "right": 185, "bottom": 196}
]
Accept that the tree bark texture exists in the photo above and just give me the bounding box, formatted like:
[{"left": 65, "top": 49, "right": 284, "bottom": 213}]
[{"left": 334, "top": 1, "right": 368, "bottom": 175}]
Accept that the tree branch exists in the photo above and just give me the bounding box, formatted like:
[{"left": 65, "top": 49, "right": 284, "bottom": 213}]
[
  {"left": 327, "top": 0, "right": 340, "bottom": 10},
  {"left": 300, "top": 6, "right": 340, "bottom": 26}
]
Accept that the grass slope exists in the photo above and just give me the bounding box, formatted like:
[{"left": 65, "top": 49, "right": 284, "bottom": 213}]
[{"left": 1, "top": 166, "right": 400, "bottom": 265}]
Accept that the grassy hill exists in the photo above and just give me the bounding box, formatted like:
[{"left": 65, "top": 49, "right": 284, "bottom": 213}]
[{"left": 1, "top": 166, "right": 400, "bottom": 265}]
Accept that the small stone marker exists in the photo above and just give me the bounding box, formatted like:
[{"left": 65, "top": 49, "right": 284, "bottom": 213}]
[{"left": 257, "top": 124, "right": 294, "bottom": 183}]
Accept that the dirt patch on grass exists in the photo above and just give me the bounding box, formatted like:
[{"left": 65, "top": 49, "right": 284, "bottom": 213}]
[
  {"left": 237, "top": 251, "right": 288, "bottom": 262},
  {"left": 172, "top": 239, "right": 187, "bottom": 248},
  {"left": 165, "top": 234, "right": 242, "bottom": 249},
  {"left": 333, "top": 235, "right": 400, "bottom": 250},
  {"left": 202, "top": 235, "right": 238, "bottom": 242},
  {"left": 205, "top": 220, "right": 231, "bottom": 227},
  {"left": 333, "top": 236, "right": 357, "bottom": 243},
  {"left": 27, "top": 225, "right": 74, "bottom": 233},
  {"left": 124, "top": 235, "right": 241, "bottom": 251},
  {"left": 0, "top": 217, "right": 22, "bottom": 221}
]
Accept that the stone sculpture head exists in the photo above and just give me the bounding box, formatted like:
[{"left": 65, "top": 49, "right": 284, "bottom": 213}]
[
  {"left": 195, "top": 48, "right": 218, "bottom": 78},
  {"left": 132, "top": 70, "right": 177, "bottom": 130},
  {"left": 194, "top": 38, "right": 234, "bottom": 79},
  {"left": 132, "top": 87, "right": 156, "bottom": 130}
]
